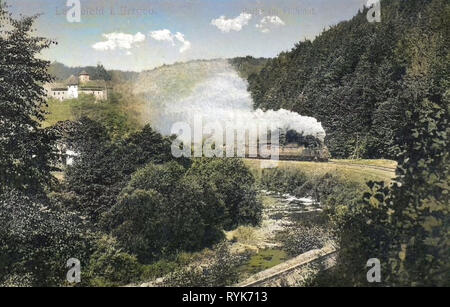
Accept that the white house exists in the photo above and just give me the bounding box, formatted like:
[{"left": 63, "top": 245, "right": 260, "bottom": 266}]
[{"left": 45, "top": 71, "right": 109, "bottom": 101}]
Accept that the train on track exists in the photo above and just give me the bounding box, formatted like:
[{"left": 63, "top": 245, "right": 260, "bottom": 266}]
[
  {"left": 244, "top": 143, "right": 331, "bottom": 162},
  {"left": 242, "top": 129, "right": 331, "bottom": 162}
]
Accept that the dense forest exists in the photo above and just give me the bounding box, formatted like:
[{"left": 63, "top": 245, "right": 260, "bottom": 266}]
[{"left": 245, "top": 0, "right": 449, "bottom": 159}]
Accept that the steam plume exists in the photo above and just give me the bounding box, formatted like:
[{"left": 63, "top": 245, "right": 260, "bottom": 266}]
[{"left": 136, "top": 60, "right": 326, "bottom": 142}]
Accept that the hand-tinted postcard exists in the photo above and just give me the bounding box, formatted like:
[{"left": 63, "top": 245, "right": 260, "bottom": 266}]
[{"left": 0, "top": 0, "right": 448, "bottom": 291}]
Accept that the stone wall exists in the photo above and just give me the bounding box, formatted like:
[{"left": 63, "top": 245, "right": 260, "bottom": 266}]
[{"left": 236, "top": 246, "right": 338, "bottom": 287}]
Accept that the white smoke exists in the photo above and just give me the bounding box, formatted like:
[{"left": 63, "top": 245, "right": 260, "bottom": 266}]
[{"left": 145, "top": 61, "right": 326, "bottom": 143}]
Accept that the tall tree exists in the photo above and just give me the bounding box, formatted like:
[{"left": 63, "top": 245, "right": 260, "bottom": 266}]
[
  {"left": 92, "top": 63, "right": 112, "bottom": 81},
  {"left": 0, "top": 4, "right": 57, "bottom": 194}
]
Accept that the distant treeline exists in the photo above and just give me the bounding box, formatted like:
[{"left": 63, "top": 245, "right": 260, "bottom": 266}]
[
  {"left": 48, "top": 62, "right": 139, "bottom": 83},
  {"left": 229, "top": 56, "right": 269, "bottom": 79},
  {"left": 241, "top": 0, "right": 449, "bottom": 159}
]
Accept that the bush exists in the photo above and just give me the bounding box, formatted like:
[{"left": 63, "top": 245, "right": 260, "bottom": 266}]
[
  {"left": 187, "top": 158, "right": 263, "bottom": 230},
  {"left": 162, "top": 243, "right": 244, "bottom": 287},
  {"left": 0, "top": 189, "right": 93, "bottom": 286},
  {"left": 103, "top": 158, "right": 263, "bottom": 263},
  {"left": 102, "top": 162, "right": 224, "bottom": 262},
  {"left": 278, "top": 226, "right": 332, "bottom": 257},
  {"left": 82, "top": 236, "right": 143, "bottom": 287},
  {"left": 260, "top": 168, "right": 308, "bottom": 194},
  {"left": 140, "top": 253, "right": 197, "bottom": 281}
]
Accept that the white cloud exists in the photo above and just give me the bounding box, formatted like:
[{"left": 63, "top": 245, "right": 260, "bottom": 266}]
[
  {"left": 150, "top": 29, "right": 191, "bottom": 53},
  {"left": 211, "top": 13, "right": 252, "bottom": 33},
  {"left": 174, "top": 32, "right": 192, "bottom": 53},
  {"left": 150, "top": 29, "right": 175, "bottom": 45},
  {"left": 256, "top": 16, "right": 286, "bottom": 33},
  {"left": 92, "top": 32, "right": 145, "bottom": 51}
]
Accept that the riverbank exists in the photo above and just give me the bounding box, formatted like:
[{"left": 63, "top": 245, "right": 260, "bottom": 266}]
[
  {"left": 227, "top": 190, "right": 331, "bottom": 280},
  {"left": 231, "top": 159, "right": 397, "bottom": 284}
]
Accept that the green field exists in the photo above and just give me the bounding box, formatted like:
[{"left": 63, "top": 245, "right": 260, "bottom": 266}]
[
  {"left": 41, "top": 99, "right": 77, "bottom": 128},
  {"left": 330, "top": 159, "right": 397, "bottom": 169},
  {"left": 244, "top": 159, "right": 396, "bottom": 186},
  {"left": 41, "top": 91, "right": 146, "bottom": 139}
]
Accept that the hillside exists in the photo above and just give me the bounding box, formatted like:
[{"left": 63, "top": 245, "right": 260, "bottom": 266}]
[
  {"left": 132, "top": 59, "right": 232, "bottom": 129},
  {"left": 246, "top": 0, "right": 450, "bottom": 159}
]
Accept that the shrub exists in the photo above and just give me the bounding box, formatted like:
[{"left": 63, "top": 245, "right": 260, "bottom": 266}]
[
  {"left": 162, "top": 243, "right": 244, "bottom": 287},
  {"left": 82, "top": 236, "right": 143, "bottom": 287},
  {"left": 278, "top": 226, "right": 332, "bottom": 257},
  {"left": 0, "top": 189, "right": 93, "bottom": 286},
  {"left": 187, "top": 158, "right": 263, "bottom": 230},
  {"left": 102, "top": 162, "right": 224, "bottom": 262}
]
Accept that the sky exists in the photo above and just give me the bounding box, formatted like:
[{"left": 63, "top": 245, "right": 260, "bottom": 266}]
[{"left": 7, "top": 0, "right": 371, "bottom": 71}]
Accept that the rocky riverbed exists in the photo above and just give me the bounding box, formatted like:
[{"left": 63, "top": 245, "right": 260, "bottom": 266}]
[{"left": 226, "top": 190, "right": 332, "bottom": 279}]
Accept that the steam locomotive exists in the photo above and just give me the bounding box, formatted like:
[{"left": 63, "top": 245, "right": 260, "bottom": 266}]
[
  {"left": 244, "top": 143, "right": 330, "bottom": 162},
  {"left": 244, "top": 130, "right": 330, "bottom": 162}
]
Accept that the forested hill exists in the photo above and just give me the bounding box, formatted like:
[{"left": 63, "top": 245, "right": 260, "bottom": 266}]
[{"left": 246, "top": 0, "right": 449, "bottom": 159}]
